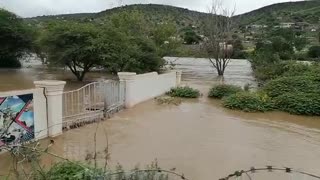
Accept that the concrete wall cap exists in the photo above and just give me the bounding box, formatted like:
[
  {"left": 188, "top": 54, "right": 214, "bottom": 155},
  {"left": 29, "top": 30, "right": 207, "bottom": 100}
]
[
  {"left": 34, "top": 80, "right": 66, "bottom": 86},
  {"left": 118, "top": 72, "right": 137, "bottom": 80}
]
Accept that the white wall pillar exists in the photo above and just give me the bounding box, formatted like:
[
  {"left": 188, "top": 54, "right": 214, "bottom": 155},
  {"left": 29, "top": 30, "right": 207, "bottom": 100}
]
[
  {"left": 34, "top": 80, "right": 66, "bottom": 137},
  {"left": 176, "top": 71, "right": 182, "bottom": 86},
  {"left": 118, "top": 72, "right": 136, "bottom": 108}
]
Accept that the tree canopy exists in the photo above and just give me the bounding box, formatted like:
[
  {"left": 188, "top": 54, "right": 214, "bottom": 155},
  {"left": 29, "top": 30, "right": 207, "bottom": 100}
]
[
  {"left": 38, "top": 10, "right": 177, "bottom": 81},
  {"left": 0, "top": 9, "right": 33, "bottom": 67},
  {"left": 40, "top": 22, "right": 105, "bottom": 81}
]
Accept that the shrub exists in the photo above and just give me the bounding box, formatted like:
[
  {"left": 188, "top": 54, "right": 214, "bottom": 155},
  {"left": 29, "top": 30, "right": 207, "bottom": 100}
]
[
  {"left": 250, "top": 52, "right": 286, "bottom": 82},
  {"left": 294, "top": 51, "right": 309, "bottom": 61},
  {"left": 274, "top": 92, "right": 320, "bottom": 115},
  {"left": 41, "top": 161, "right": 104, "bottom": 180},
  {"left": 40, "top": 161, "right": 170, "bottom": 180},
  {"left": 308, "top": 46, "right": 320, "bottom": 58},
  {"left": 263, "top": 76, "right": 320, "bottom": 98},
  {"left": 208, "top": 84, "right": 242, "bottom": 99},
  {"left": 0, "top": 55, "right": 21, "bottom": 68},
  {"left": 223, "top": 92, "right": 273, "bottom": 112},
  {"left": 166, "top": 86, "right": 200, "bottom": 98}
]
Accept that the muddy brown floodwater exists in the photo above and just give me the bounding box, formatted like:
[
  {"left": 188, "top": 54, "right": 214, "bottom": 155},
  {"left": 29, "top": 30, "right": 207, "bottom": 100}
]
[
  {"left": 1, "top": 58, "right": 320, "bottom": 180},
  {"left": 0, "top": 63, "right": 115, "bottom": 91}
]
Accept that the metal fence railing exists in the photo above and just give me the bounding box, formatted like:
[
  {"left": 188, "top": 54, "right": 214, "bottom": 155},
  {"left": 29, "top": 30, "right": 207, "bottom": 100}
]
[{"left": 62, "top": 80, "right": 125, "bottom": 129}]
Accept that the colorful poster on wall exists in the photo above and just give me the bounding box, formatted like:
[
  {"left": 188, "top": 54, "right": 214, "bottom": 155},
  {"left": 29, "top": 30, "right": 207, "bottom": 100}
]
[{"left": 0, "top": 94, "right": 34, "bottom": 149}]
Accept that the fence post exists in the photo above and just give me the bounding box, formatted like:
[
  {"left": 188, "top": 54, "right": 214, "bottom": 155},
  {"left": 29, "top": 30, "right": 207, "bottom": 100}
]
[
  {"left": 34, "top": 80, "right": 66, "bottom": 137},
  {"left": 176, "top": 71, "right": 182, "bottom": 86},
  {"left": 118, "top": 72, "right": 136, "bottom": 108}
]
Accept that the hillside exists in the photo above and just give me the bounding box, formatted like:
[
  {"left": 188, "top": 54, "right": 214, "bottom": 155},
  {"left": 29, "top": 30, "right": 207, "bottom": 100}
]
[
  {"left": 234, "top": 0, "right": 320, "bottom": 26},
  {"left": 26, "top": 2, "right": 320, "bottom": 48},
  {"left": 26, "top": 4, "right": 210, "bottom": 33},
  {"left": 27, "top": 2, "right": 320, "bottom": 31}
]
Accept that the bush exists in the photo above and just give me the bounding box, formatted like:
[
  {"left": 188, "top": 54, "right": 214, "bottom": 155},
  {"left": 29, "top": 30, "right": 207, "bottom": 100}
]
[
  {"left": 41, "top": 161, "right": 104, "bottom": 180},
  {"left": 250, "top": 52, "right": 286, "bottom": 82},
  {"left": 166, "top": 86, "right": 200, "bottom": 98},
  {"left": 294, "top": 51, "right": 309, "bottom": 61},
  {"left": 0, "top": 55, "right": 21, "bottom": 68},
  {"left": 40, "top": 161, "right": 170, "bottom": 180},
  {"left": 208, "top": 84, "right": 242, "bottom": 99},
  {"left": 263, "top": 76, "right": 320, "bottom": 98},
  {"left": 274, "top": 92, "right": 320, "bottom": 115},
  {"left": 223, "top": 92, "right": 273, "bottom": 112},
  {"left": 308, "top": 46, "right": 320, "bottom": 58}
]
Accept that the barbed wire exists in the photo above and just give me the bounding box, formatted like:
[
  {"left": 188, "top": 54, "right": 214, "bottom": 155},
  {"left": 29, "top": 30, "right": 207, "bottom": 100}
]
[
  {"left": 219, "top": 166, "right": 320, "bottom": 180},
  {"left": 2, "top": 106, "right": 320, "bottom": 180}
]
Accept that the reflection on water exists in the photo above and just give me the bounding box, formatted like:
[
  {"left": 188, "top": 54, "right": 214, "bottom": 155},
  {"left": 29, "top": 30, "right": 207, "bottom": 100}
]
[{"left": 1, "top": 57, "right": 320, "bottom": 180}]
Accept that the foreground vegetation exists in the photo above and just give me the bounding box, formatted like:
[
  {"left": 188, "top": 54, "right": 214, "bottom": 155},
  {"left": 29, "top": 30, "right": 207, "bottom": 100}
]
[
  {"left": 3, "top": 129, "right": 185, "bottom": 180},
  {"left": 37, "top": 161, "right": 171, "bottom": 180}
]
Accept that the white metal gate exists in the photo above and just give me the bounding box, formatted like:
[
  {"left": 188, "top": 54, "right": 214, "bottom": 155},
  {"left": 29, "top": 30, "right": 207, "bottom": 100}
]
[{"left": 62, "top": 80, "right": 125, "bottom": 129}]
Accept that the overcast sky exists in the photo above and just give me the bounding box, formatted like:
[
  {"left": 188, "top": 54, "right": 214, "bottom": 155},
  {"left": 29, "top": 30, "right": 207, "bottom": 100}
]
[{"left": 0, "top": 0, "right": 301, "bottom": 18}]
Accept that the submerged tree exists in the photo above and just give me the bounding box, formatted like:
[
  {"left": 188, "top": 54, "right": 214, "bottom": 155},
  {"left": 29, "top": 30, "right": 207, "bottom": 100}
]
[{"left": 202, "top": 0, "right": 235, "bottom": 76}]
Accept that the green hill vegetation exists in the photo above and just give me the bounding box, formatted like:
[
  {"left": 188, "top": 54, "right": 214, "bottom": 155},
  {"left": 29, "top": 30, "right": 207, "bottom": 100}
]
[
  {"left": 27, "top": 1, "right": 320, "bottom": 29},
  {"left": 234, "top": 0, "right": 320, "bottom": 25},
  {"left": 26, "top": 2, "right": 320, "bottom": 52},
  {"left": 26, "top": 4, "right": 210, "bottom": 34}
]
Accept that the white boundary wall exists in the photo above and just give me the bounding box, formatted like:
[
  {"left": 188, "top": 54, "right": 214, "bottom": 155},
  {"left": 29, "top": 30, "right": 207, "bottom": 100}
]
[
  {"left": 118, "top": 71, "right": 181, "bottom": 108},
  {"left": 0, "top": 71, "right": 180, "bottom": 147}
]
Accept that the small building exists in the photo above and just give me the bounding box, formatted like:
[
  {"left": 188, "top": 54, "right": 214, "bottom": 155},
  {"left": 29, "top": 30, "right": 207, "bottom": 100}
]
[
  {"left": 246, "top": 24, "right": 268, "bottom": 29},
  {"left": 278, "top": 22, "right": 295, "bottom": 28}
]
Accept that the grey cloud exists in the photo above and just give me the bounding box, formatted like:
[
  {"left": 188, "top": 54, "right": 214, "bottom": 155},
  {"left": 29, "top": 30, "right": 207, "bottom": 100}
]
[{"left": 0, "top": 0, "right": 300, "bottom": 18}]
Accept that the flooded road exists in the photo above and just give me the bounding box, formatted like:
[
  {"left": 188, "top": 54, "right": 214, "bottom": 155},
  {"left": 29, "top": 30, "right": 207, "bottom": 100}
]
[{"left": 1, "top": 57, "right": 320, "bottom": 179}]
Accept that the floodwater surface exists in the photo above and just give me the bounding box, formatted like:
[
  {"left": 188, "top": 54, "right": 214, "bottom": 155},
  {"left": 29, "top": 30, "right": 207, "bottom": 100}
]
[
  {"left": 1, "top": 58, "right": 320, "bottom": 180},
  {"left": 0, "top": 61, "right": 115, "bottom": 91}
]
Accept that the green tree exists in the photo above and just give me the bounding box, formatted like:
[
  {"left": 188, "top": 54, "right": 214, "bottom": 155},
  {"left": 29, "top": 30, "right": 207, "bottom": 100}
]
[
  {"left": 108, "top": 10, "right": 148, "bottom": 37},
  {"left": 123, "top": 36, "right": 164, "bottom": 73},
  {"left": 103, "top": 11, "right": 169, "bottom": 73},
  {"left": 150, "top": 21, "right": 181, "bottom": 57},
  {"left": 294, "top": 36, "right": 308, "bottom": 51},
  {"left": 41, "top": 22, "right": 104, "bottom": 81},
  {"left": 0, "top": 9, "right": 33, "bottom": 68},
  {"left": 308, "top": 46, "right": 320, "bottom": 59},
  {"left": 182, "top": 27, "right": 201, "bottom": 45}
]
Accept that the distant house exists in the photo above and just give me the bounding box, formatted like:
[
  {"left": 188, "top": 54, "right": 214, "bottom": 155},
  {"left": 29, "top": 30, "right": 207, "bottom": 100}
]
[
  {"left": 311, "top": 28, "right": 317, "bottom": 32},
  {"left": 276, "top": 22, "right": 295, "bottom": 28},
  {"left": 246, "top": 24, "right": 268, "bottom": 29},
  {"left": 244, "top": 35, "right": 254, "bottom": 41},
  {"left": 295, "top": 22, "right": 310, "bottom": 31}
]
